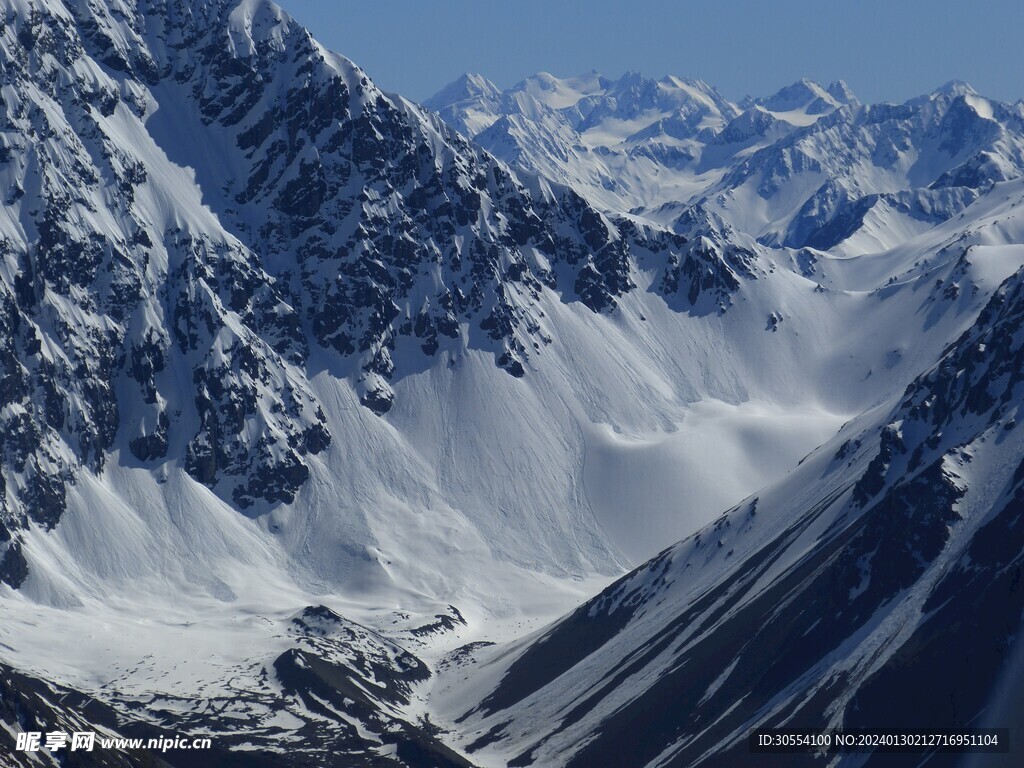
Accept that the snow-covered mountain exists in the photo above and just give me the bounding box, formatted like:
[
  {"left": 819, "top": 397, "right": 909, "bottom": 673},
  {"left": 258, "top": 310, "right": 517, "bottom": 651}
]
[
  {"left": 1, "top": 0, "right": 1023, "bottom": 766},
  {"left": 425, "top": 71, "right": 742, "bottom": 213},
  {"left": 749, "top": 77, "right": 859, "bottom": 120},
  {"left": 428, "top": 72, "right": 1024, "bottom": 256}
]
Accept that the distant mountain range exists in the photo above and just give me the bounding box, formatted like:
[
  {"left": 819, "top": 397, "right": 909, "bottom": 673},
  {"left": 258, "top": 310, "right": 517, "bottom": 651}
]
[
  {"left": 1, "top": 1, "right": 1023, "bottom": 766},
  {"left": 427, "top": 72, "right": 1024, "bottom": 253}
]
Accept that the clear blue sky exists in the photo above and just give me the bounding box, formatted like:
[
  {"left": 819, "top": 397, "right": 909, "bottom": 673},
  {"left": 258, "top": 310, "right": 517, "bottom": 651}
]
[{"left": 279, "top": 0, "right": 1024, "bottom": 105}]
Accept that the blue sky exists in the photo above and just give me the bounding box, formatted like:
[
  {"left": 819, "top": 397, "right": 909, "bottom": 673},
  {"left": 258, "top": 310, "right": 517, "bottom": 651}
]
[{"left": 280, "top": 0, "right": 1024, "bottom": 105}]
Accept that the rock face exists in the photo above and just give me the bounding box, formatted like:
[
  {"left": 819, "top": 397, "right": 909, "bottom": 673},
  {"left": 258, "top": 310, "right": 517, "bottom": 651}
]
[
  {"left": 448, "top": 265, "right": 1024, "bottom": 768},
  {"left": 0, "top": 0, "right": 744, "bottom": 560},
  {"left": 0, "top": 0, "right": 334, "bottom": 531}
]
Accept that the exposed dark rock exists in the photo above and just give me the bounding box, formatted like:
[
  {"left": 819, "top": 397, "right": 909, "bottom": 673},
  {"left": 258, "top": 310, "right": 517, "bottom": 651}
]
[{"left": 0, "top": 541, "right": 28, "bottom": 589}]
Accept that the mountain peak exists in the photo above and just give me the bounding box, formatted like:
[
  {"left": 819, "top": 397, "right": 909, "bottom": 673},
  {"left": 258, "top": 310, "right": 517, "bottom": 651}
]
[
  {"left": 660, "top": 74, "right": 713, "bottom": 93},
  {"left": 757, "top": 78, "right": 844, "bottom": 116},
  {"left": 827, "top": 79, "right": 859, "bottom": 105},
  {"left": 607, "top": 69, "right": 648, "bottom": 91},
  {"left": 934, "top": 79, "right": 978, "bottom": 98},
  {"left": 760, "top": 78, "right": 824, "bottom": 101},
  {"left": 424, "top": 72, "right": 500, "bottom": 108}
]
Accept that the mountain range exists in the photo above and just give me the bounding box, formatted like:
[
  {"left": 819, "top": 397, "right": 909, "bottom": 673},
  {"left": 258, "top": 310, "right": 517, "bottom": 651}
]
[
  {"left": 427, "top": 71, "right": 1024, "bottom": 254},
  {"left": 1, "top": 0, "right": 1023, "bottom": 766}
]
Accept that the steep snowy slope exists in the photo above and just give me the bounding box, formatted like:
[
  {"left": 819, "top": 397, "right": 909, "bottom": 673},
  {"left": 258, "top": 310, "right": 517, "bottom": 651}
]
[{"left": 438, "top": 180, "right": 1024, "bottom": 768}]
